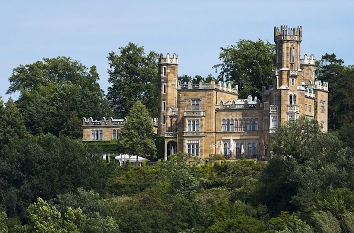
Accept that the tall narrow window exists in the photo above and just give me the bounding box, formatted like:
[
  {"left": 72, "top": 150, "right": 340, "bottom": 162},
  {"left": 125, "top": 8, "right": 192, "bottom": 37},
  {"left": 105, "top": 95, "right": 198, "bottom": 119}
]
[
  {"left": 235, "top": 120, "right": 238, "bottom": 131},
  {"left": 191, "top": 99, "right": 200, "bottom": 110},
  {"left": 289, "top": 94, "right": 293, "bottom": 105},
  {"left": 271, "top": 116, "right": 277, "bottom": 129},
  {"left": 162, "top": 101, "right": 166, "bottom": 111},
  {"left": 226, "top": 119, "right": 230, "bottom": 131},
  {"left": 293, "top": 94, "right": 297, "bottom": 105},
  {"left": 112, "top": 129, "right": 117, "bottom": 140},
  {"left": 246, "top": 119, "right": 251, "bottom": 131},
  {"left": 222, "top": 119, "right": 226, "bottom": 131},
  {"left": 99, "top": 130, "right": 103, "bottom": 140},
  {"left": 230, "top": 119, "right": 234, "bottom": 131},
  {"left": 163, "top": 115, "right": 166, "bottom": 124},
  {"left": 254, "top": 120, "right": 258, "bottom": 131},
  {"left": 224, "top": 142, "right": 230, "bottom": 157},
  {"left": 290, "top": 47, "right": 295, "bottom": 63},
  {"left": 163, "top": 83, "right": 167, "bottom": 94},
  {"left": 162, "top": 66, "right": 167, "bottom": 76}
]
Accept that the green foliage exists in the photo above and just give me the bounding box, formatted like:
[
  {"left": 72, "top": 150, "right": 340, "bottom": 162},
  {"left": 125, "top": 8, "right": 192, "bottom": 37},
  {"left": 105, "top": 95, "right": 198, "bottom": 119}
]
[
  {"left": 9, "top": 57, "right": 112, "bottom": 138},
  {"left": 107, "top": 42, "right": 158, "bottom": 117},
  {"left": 316, "top": 53, "right": 354, "bottom": 130},
  {"left": 258, "top": 117, "right": 354, "bottom": 215},
  {"left": 0, "top": 211, "right": 8, "bottom": 233},
  {"left": 0, "top": 134, "right": 113, "bottom": 219},
  {"left": 267, "top": 211, "right": 313, "bottom": 233},
  {"left": 178, "top": 74, "right": 215, "bottom": 84},
  {"left": 120, "top": 101, "right": 156, "bottom": 159},
  {"left": 0, "top": 98, "right": 28, "bottom": 150},
  {"left": 214, "top": 39, "right": 275, "bottom": 99},
  {"left": 206, "top": 215, "right": 266, "bottom": 233},
  {"left": 27, "top": 197, "right": 84, "bottom": 233},
  {"left": 311, "top": 211, "right": 341, "bottom": 233}
]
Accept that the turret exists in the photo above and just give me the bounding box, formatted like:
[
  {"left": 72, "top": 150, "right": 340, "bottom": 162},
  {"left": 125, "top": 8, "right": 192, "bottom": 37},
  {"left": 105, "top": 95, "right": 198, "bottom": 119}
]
[{"left": 157, "top": 53, "right": 179, "bottom": 136}]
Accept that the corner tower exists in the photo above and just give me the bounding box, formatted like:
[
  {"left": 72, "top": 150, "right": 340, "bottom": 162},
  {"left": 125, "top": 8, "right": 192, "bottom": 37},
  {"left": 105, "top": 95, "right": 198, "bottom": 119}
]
[
  {"left": 274, "top": 25, "right": 304, "bottom": 125},
  {"left": 157, "top": 53, "right": 178, "bottom": 136}
]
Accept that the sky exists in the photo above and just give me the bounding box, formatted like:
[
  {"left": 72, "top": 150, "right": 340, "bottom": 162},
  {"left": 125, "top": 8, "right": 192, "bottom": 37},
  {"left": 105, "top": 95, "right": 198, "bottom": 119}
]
[{"left": 1, "top": 0, "right": 353, "bottom": 101}]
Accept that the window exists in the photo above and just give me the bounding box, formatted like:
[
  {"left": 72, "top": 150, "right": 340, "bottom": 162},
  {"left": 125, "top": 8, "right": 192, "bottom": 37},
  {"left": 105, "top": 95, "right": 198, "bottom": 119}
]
[
  {"left": 163, "top": 115, "right": 166, "bottom": 124},
  {"left": 188, "top": 120, "right": 200, "bottom": 131},
  {"left": 112, "top": 129, "right": 118, "bottom": 140},
  {"left": 254, "top": 120, "right": 258, "bottom": 131},
  {"left": 223, "top": 142, "right": 230, "bottom": 157},
  {"left": 236, "top": 143, "right": 242, "bottom": 156},
  {"left": 271, "top": 116, "right": 277, "bottom": 129},
  {"left": 320, "top": 101, "right": 325, "bottom": 113},
  {"left": 289, "top": 94, "right": 297, "bottom": 105},
  {"left": 91, "top": 129, "right": 103, "bottom": 140},
  {"left": 222, "top": 119, "right": 236, "bottom": 132},
  {"left": 289, "top": 114, "right": 295, "bottom": 121},
  {"left": 309, "top": 105, "right": 312, "bottom": 113},
  {"left": 235, "top": 120, "right": 239, "bottom": 131},
  {"left": 222, "top": 119, "right": 226, "bottom": 131},
  {"left": 163, "top": 83, "right": 167, "bottom": 94},
  {"left": 251, "top": 143, "right": 257, "bottom": 156},
  {"left": 290, "top": 47, "right": 295, "bottom": 63},
  {"left": 248, "top": 143, "right": 253, "bottom": 156},
  {"left": 162, "top": 101, "right": 166, "bottom": 111},
  {"left": 291, "top": 78, "right": 295, "bottom": 86},
  {"left": 246, "top": 119, "right": 251, "bottom": 131},
  {"left": 162, "top": 66, "right": 167, "bottom": 76},
  {"left": 187, "top": 141, "right": 199, "bottom": 156},
  {"left": 191, "top": 99, "right": 200, "bottom": 110}
]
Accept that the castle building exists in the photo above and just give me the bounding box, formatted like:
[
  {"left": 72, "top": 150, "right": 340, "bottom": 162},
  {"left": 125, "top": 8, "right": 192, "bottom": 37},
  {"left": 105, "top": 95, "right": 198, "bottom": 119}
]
[{"left": 158, "top": 25, "right": 328, "bottom": 160}]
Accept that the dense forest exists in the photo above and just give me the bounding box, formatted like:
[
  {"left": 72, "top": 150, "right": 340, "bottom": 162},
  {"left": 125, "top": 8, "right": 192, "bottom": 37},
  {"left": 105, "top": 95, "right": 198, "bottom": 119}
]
[{"left": 0, "top": 41, "right": 353, "bottom": 232}]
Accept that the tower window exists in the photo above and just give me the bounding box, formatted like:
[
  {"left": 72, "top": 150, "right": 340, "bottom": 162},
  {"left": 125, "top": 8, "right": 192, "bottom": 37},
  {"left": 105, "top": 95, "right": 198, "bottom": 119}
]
[
  {"left": 162, "top": 66, "right": 167, "bottom": 76},
  {"left": 162, "top": 101, "right": 166, "bottom": 111},
  {"left": 290, "top": 47, "right": 295, "bottom": 64},
  {"left": 163, "top": 84, "right": 167, "bottom": 94},
  {"left": 289, "top": 94, "right": 297, "bottom": 105}
]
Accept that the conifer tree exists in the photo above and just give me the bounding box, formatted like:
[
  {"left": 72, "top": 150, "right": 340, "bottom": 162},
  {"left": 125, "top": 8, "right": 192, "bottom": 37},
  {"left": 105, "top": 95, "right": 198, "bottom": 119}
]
[{"left": 120, "top": 101, "right": 156, "bottom": 160}]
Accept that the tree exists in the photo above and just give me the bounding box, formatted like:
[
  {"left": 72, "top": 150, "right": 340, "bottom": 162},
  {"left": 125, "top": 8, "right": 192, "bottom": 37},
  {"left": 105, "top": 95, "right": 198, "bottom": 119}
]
[
  {"left": 258, "top": 117, "right": 354, "bottom": 215},
  {"left": 0, "top": 98, "right": 28, "bottom": 150},
  {"left": 214, "top": 39, "right": 275, "bottom": 99},
  {"left": 107, "top": 42, "right": 158, "bottom": 117},
  {"left": 316, "top": 53, "right": 354, "bottom": 130},
  {"left": 7, "top": 57, "right": 112, "bottom": 138},
  {"left": 0, "top": 134, "right": 114, "bottom": 219},
  {"left": 120, "top": 101, "right": 156, "bottom": 159}
]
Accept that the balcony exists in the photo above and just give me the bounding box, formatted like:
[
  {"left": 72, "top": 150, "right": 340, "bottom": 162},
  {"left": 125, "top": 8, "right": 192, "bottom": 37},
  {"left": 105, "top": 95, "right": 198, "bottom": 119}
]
[
  {"left": 165, "top": 132, "right": 177, "bottom": 138},
  {"left": 184, "top": 110, "right": 205, "bottom": 117},
  {"left": 287, "top": 105, "right": 299, "bottom": 113},
  {"left": 289, "top": 70, "right": 298, "bottom": 76},
  {"left": 269, "top": 105, "right": 277, "bottom": 113},
  {"left": 183, "top": 131, "right": 204, "bottom": 137}
]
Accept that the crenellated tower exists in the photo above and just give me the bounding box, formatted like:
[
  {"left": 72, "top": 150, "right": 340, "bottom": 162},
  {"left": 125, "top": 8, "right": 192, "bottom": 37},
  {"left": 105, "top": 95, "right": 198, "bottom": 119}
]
[
  {"left": 273, "top": 25, "right": 304, "bottom": 125},
  {"left": 157, "top": 53, "right": 178, "bottom": 137}
]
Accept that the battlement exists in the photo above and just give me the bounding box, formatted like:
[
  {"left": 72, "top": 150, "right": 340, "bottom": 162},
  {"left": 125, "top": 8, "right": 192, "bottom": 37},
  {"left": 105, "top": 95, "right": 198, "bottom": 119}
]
[
  {"left": 83, "top": 117, "right": 125, "bottom": 126},
  {"left": 177, "top": 80, "right": 238, "bottom": 94},
  {"left": 300, "top": 54, "right": 315, "bottom": 66},
  {"left": 314, "top": 80, "right": 329, "bottom": 92},
  {"left": 158, "top": 53, "right": 178, "bottom": 64},
  {"left": 305, "top": 88, "right": 315, "bottom": 98},
  {"left": 218, "top": 95, "right": 260, "bottom": 110},
  {"left": 274, "top": 25, "right": 302, "bottom": 42}
]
